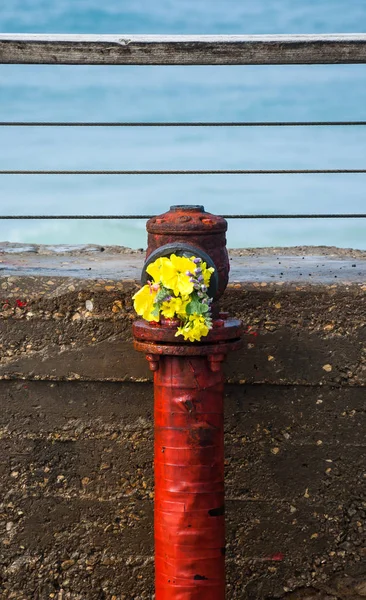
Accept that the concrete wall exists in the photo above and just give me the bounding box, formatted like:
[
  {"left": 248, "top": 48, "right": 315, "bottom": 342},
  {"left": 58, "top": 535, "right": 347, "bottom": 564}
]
[{"left": 0, "top": 245, "right": 365, "bottom": 600}]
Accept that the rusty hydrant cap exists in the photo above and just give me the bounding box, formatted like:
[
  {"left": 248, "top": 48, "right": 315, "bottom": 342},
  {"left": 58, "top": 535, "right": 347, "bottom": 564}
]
[
  {"left": 146, "top": 205, "right": 227, "bottom": 235},
  {"left": 144, "top": 205, "right": 229, "bottom": 300}
]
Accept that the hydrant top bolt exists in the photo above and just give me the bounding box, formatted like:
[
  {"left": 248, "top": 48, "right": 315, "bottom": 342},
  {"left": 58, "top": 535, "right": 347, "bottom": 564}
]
[
  {"left": 170, "top": 205, "right": 205, "bottom": 212},
  {"left": 146, "top": 354, "right": 160, "bottom": 371}
]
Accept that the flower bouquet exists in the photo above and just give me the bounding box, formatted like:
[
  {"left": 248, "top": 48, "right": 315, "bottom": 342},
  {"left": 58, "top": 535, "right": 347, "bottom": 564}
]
[{"left": 133, "top": 254, "right": 215, "bottom": 342}]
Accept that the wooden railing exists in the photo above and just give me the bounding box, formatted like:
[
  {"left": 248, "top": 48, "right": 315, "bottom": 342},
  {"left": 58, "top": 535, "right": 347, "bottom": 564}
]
[{"left": 0, "top": 33, "right": 366, "bottom": 65}]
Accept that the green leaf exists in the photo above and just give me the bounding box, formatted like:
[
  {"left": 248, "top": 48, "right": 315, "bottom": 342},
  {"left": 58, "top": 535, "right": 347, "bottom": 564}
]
[
  {"left": 155, "top": 285, "right": 170, "bottom": 304},
  {"left": 151, "top": 303, "right": 160, "bottom": 318},
  {"left": 186, "top": 293, "right": 203, "bottom": 315}
]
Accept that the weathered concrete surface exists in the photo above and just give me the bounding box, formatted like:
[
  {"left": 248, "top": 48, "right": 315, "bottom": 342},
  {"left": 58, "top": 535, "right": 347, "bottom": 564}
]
[
  {"left": 0, "top": 245, "right": 365, "bottom": 386},
  {"left": 1, "top": 242, "right": 366, "bottom": 283},
  {"left": 0, "top": 381, "right": 365, "bottom": 600},
  {"left": 0, "top": 244, "right": 365, "bottom": 599}
]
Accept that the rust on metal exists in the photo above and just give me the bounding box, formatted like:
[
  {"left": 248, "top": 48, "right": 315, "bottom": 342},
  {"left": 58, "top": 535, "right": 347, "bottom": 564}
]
[
  {"left": 144, "top": 205, "right": 229, "bottom": 300},
  {"left": 133, "top": 316, "right": 242, "bottom": 344}
]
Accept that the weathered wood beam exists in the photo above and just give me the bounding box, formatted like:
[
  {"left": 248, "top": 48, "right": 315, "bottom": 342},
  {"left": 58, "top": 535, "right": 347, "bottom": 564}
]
[{"left": 0, "top": 34, "right": 366, "bottom": 65}]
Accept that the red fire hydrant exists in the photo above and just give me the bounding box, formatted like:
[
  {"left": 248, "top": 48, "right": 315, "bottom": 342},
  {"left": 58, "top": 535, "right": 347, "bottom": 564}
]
[{"left": 133, "top": 205, "right": 242, "bottom": 599}]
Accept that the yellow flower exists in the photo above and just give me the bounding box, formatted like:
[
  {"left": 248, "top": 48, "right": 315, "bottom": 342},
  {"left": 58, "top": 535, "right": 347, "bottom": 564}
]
[
  {"left": 159, "top": 254, "right": 195, "bottom": 296},
  {"left": 175, "top": 323, "right": 194, "bottom": 342},
  {"left": 132, "top": 284, "right": 159, "bottom": 322},
  {"left": 175, "top": 314, "right": 210, "bottom": 342},
  {"left": 146, "top": 256, "right": 171, "bottom": 284},
  {"left": 161, "top": 295, "right": 190, "bottom": 319},
  {"left": 134, "top": 254, "right": 215, "bottom": 335},
  {"left": 190, "top": 314, "right": 210, "bottom": 339},
  {"left": 161, "top": 296, "right": 182, "bottom": 318},
  {"left": 201, "top": 263, "right": 215, "bottom": 287},
  {"left": 175, "top": 295, "right": 190, "bottom": 317}
]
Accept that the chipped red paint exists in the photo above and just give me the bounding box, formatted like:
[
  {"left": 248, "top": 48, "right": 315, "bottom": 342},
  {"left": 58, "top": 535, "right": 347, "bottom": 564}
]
[
  {"left": 269, "top": 553, "right": 285, "bottom": 562},
  {"left": 133, "top": 206, "right": 242, "bottom": 599},
  {"left": 15, "top": 299, "right": 27, "bottom": 308},
  {"left": 244, "top": 327, "right": 258, "bottom": 337}
]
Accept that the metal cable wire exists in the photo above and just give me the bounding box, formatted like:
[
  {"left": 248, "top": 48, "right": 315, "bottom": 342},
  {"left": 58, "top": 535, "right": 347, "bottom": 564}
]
[
  {"left": 1, "top": 214, "right": 366, "bottom": 220},
  {"left": 1, "top": 121, "right": 366, "bottom": 127},
  {"left": 1, "top": 169, "right": 366, "bottom": 175},
  {"left": 1, "top": 126, "right": 365, "bottom": 218}
]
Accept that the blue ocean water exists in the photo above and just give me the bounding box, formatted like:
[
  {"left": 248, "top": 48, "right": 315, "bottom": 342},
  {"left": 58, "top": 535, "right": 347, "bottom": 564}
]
[{"left": 0, "top": 1, "right": 365, "bottom": 249}]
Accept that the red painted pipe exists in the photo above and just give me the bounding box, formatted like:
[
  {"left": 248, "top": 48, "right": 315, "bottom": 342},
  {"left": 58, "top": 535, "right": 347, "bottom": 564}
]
[
  {"left": 133, "top": 205, "right": 241, "bottom": 597},
  {"left": 154, "top": 355, "right": 225, "bottom": 600}
]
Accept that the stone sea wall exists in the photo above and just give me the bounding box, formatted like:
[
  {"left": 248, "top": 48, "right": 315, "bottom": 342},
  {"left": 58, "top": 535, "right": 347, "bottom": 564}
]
[{"left": 0, "top": 244, "right": 365, "bottom": 599}]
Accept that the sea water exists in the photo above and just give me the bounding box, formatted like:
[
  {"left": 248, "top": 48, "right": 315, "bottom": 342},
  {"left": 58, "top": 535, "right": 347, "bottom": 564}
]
[{"left": 0, "top": 0, "right": 365, "bottom": 249}]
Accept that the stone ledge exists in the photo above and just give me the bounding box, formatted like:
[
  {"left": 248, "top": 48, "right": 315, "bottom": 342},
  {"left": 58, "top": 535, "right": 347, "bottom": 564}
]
[
  {"left": 1, "top": 243, "right": 366, "bottom": 286},
  {"left": 0, "top": 245, "right": 365, "bottom": 385}
]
